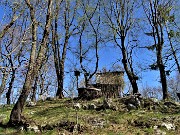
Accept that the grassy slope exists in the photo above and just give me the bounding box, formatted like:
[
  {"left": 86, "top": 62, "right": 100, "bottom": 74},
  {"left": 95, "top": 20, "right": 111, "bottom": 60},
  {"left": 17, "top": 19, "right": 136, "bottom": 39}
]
[{"left": 0, "top": 98, "right": 179, "bottom": 135}]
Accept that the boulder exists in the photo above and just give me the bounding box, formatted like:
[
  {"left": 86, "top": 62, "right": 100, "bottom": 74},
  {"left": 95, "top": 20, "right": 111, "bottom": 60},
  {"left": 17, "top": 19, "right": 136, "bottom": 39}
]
[
  {"left": 26, "top": 125, "right": 40, "bottom": 133},
  {"left": 124, "top": 95, "right": 143, "bottom": 109},
  {"left": 127, "top": 104, "right": 137, "bottom": 110},
  {"left": 88, "top": 103, "right": 97, "bottom": 110},
  {"left": 164, "top": 101, "right": 178, "bottom": 107},
  {"left": 150, "top": 98, "right": 159, "bottom": 103},
  {"left": 82, "top": 104, "right": 88, "bottom": 110},
  {"left": 46, "top": 97, "right": 54, "bottom": 101},
  {"left": 88, "top": 118, "right": 106, "bottom": 128},
  {"left": 73, "top": 103, "right": 81, "bottom": 110},
  {"left": 26, "top": 101, "right": 36, "bottom": 107},
  {"left": 161, "top": 122, "right": 175, "bottom": 130},
  {"left": 103, "top": 98, "right": 112, "bottom": 109}
]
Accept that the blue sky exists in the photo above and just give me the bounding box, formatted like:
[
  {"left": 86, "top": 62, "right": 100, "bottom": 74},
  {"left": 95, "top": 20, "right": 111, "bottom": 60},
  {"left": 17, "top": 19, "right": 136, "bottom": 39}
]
[{"left": 0, "top": 1, "right": 179, "bottom": 102}]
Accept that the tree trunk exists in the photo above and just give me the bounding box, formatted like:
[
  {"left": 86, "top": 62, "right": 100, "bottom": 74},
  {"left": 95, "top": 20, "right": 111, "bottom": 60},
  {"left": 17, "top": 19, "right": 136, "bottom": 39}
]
[
  {"left": 8, "top": 0, "right": 53, "bottom": 125},
  {"left": 55, "top": 26, "right": 69, "bottom": 98},
  {"left": 56, "top": 69, "right": 64, "bottom": 98},
  {"left": 9, "top": 69, "right": 35, "bottom": 125},
  {"left": 157, "top": 51, "right": 168, "bottom": 100},
  {"left": 121, "top": 36, "right": 138, "bottom": 94},
  {"left": 0, "top": 70, "right": 8, "bottom": 96},
  {"left": 31, "top": 76, "right": 38, "bottom": 102},
  {"left": 6, "top": 68, "right": 15, "bottom": 105}
]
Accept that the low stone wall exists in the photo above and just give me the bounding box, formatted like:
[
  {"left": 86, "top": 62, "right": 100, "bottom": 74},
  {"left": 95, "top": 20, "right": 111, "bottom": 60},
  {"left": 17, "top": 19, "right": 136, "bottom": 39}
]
[{"left": 78, "top": 87, "right": 102, "bottom": 100}]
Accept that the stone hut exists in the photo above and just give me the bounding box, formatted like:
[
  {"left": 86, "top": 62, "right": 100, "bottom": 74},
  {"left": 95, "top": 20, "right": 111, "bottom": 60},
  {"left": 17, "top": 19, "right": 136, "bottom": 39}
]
[
  {"left": 77, "top": 71, "right": 124, "bottom": 99},
  {"left": 94, "top": 71, "right": 124, "bottom": 98}
]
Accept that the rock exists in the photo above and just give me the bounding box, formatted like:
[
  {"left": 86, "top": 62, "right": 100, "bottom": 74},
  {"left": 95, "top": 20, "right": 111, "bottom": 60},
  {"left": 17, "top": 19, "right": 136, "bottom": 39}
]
[
  {"left": 73, "top": 103, "right": 81, "bottom": 110},
  {"left": 26, "top": 101, "right": 36, "bottom": 107},
  {"left": 127, "top": 103, "right": 137, "bottom": 110},
  {"left": 155, "top": 129, "right": 166, "bottom": 135},
  {"left": 88, "top": 103, "right": 96, "bottom": 110},
  {"left": 18, "top": 126, "right": 24, "bottom": 131},
  {"left": 161, "top": 122, "right": 175, "bottom": 130},
  {"left": 88, "top": 118, "right": 106, "bottom": 128},
  {"left": 164, "top": 101, "right": 177, "bottom": 107},
  {"left": 27, "top": 125, "right": 40, "bottom": 133},
  {"left": 43, "top": 124, "right": 54, "bottom": 130},
  {"left": 28, "top": 111, "right": 35, "bottom": 115},
  {"left": 82, "top": 104, "right": 88, "bottom": 110},
  {"left": 111, "top": 105, "right": 118, "bottom": 111},
  {"left": 124, "top": 95, "right": 143, "bottom": 109},
  {"left": 46, "top": 97, "right": 54, "bottom": 101},
  {"left": 150, "top": 98, "right": 159, "bottom": 103},
  {"left": 103, "top": 98, "right": 112, "bottom": 109},
  {"left": 135, "top": 97, "right": 141, "bottom": 108},
  {"left": 153, "top": 125, "right": 158, "bottom": 130},
  {"left": 73, "top": 124, "right": 79, "bottom": 134},
  {"left": 128, "top": 96, "right": 136, "bottom": 104}
]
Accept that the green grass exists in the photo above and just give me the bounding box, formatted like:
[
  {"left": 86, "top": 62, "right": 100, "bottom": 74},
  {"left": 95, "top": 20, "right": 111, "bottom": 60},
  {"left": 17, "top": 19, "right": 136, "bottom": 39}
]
[{"left": 0, "top": 98, "right": 180, "bottom": 135}]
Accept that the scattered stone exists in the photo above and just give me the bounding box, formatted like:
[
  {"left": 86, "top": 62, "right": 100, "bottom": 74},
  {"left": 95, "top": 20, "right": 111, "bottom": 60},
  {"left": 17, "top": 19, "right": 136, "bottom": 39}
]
[
  {"left": 127, "top": 104, "right": 137, "bottom": 110},
  {"left": 150, "top": 98, "right": 159, "bottom": 103},
  {"left": 161, "top": 122, "right": 175, "bottom": 130},
  {"left": 103, "top": 98, "right": 112, "bottom": 109},
  {"left": 26, "top": 125, "right": 40, "bottom": 133},
  {"left": 82, "top": 104, "right": 88, "bottom": 110},
  {"left": 58, "top": 121, "right": 78, "bottom": 132},
  {"left": 46, "top": 97, "right": 54, "bottom": 101},
  {"left": 123, "top": 95, "right": 143, "bottom": 109},
  {"left": 88, "top": 103, "right": 96, "bottom": 110},
  {"left": 88, "top": 118, "right": 106, "bottom": 128},
  {"left": 134, "top": 98, "right": 141, "bottom": 108},
  {"left": 28, "top": 111, "right": 35, "bottom": 115},
  {"left": 73, "top": 124, "right": 79, "bottom": 134},
  {"left": 18, "top": 126, "right": 24, "bottom": 131},
  {"left": 155, "top": 129, "right": 166, "bottom": 135},
  {"left": 26, "top": 101, "right": 36, "bottom": 107},
  {"left": 153, "top": 125, "right": 158, "bottom": 130},
  {"left": 43, "top": 124, "right": 54, "bottom": 130},
  {"left": 111, "top": 105, "right": 118, "bottom": 111},
  {"left": 73, "top": 103, "right": 81, "bottom": 110},
  {"left": 164, "top": 101, "right": 177, "bottom": 107}
]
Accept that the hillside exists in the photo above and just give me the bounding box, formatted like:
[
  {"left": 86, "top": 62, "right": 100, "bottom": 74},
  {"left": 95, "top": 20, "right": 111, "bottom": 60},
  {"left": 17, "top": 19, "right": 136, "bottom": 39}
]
[{"left": 0, "top": 96, "right": 180, "bottom": 135}]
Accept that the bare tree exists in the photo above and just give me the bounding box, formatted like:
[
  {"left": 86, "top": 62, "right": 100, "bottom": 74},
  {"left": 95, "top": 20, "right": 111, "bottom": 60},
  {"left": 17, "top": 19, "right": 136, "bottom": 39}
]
[
  {"left": 164, "top": 18, "right": 180, "bottom": 73},
  {"left": 103, "top": 0, "right": 139, "bottom": 94},
  {"left": 51, "top": 0, "right": 78, "bottom": 98},
  {"left": 76, "top": 0, "right": 101, "bottom": 87},
  {"left": 142, "top": 0, "right": 175, "bottom": 100},
  {"left": 8, "top": 0, "right": 53, "bottom": 125},
  {"left": 168, "top": 72, "right": 180, "bottom": 101}
]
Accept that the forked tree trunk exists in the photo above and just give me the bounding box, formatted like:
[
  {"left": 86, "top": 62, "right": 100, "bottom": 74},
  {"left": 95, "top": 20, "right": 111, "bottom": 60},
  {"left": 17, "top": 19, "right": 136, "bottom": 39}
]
[
  {"left": 152, "top": 1, "right": 168, "bottom": 100},
  {"left": 8, "top": 0, "right": 52, "bottom": 125},
  {"left": 121, "top": 36, "right": 138, "bottom": 94}
]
